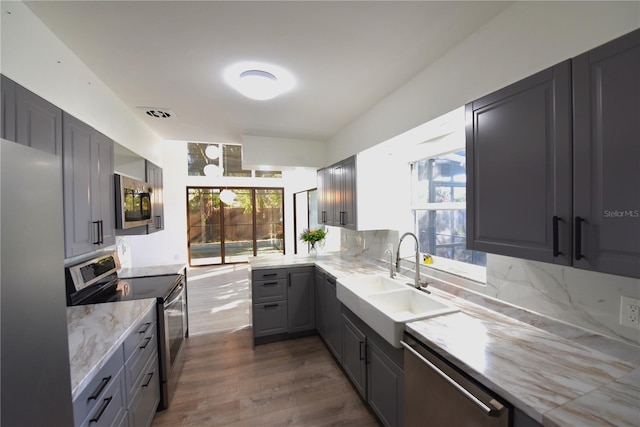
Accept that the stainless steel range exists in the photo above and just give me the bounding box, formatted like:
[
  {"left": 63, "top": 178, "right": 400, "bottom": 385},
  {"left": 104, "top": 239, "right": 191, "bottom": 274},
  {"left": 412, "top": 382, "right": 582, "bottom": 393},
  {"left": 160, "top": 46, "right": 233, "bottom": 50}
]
[{"left": 65, "top": 253, "right": 187, "bottom": 410}]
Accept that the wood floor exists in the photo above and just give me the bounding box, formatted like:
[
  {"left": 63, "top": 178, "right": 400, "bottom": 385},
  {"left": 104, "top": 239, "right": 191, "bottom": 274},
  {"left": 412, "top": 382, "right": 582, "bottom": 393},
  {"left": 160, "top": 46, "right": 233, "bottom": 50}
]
[{"left": 151, "top": 264, "right": 379, "bottom": 427}]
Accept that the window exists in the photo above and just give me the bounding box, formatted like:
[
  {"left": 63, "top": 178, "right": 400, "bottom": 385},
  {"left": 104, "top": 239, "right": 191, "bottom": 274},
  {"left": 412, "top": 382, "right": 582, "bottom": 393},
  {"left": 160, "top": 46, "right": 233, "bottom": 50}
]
[
  {"left": 411, "top": 150, "right": 486, "bottom": 267},
  {"left": 187, "top": 142, "right": 282, "bottom": 178}
]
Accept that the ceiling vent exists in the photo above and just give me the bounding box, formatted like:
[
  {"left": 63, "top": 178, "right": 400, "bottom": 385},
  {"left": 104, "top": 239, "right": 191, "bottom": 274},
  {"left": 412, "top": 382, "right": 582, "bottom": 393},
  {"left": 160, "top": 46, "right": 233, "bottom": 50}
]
[{"left": 137, "top": 107, "right": 177, "bottom": 119}]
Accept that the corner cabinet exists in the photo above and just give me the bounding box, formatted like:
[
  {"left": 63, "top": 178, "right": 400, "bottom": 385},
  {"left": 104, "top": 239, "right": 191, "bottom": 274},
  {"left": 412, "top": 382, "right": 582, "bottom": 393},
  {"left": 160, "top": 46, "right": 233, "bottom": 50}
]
[
  {"left": 63, "top": 112, "right": 116, "bottom": 258},
  {"left": 317, "top": 156, "right": 356, "bottom": 230},
  {"left": 466, "top": 29, "right": 640, "bottom": 279},
  {"left": 251, "top": 266, "right": 316, "bottom": 346},
  {"left": 146, "top": 160, "right": 164, "bottom": 233}
]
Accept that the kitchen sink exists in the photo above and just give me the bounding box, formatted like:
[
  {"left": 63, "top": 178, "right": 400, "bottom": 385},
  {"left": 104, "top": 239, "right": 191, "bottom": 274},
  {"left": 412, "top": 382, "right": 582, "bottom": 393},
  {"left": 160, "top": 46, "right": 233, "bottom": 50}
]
[{"left": 337, "top": 274, "right": 458, "bottom": 348}]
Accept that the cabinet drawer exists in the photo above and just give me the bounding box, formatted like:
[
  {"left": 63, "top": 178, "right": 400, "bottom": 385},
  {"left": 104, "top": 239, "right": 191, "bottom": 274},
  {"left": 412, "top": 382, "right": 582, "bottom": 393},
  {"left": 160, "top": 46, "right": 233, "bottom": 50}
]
[
  {"left": 124, "top": 308, "right": 155, "bottom": 362},
  {"left": 125, "top": 323, "right": 157, "bottom": 402},
  {"left": 128, "top": 354, "right": 160, "bottom": 427},
  {"left": 252, "top": 268, "right": 286, "bottom": 282},
  {"left": 73, "top": 348, "right": 125, "bottom": 426},
  {"left": 79, "top": 367, "right": 126, "bottom": 427},
  {"left": 252, "top": 279, "right": 287, "bottom": 303},
  {"left": 253, "top": 301, "right": 288, "bottom": 337}
]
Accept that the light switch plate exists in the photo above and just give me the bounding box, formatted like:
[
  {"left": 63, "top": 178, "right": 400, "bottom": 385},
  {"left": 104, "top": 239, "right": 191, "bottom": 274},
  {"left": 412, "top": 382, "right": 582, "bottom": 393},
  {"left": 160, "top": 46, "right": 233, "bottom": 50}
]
[{"left": 620, "top": 296, "right": 640, "bottom": 329}]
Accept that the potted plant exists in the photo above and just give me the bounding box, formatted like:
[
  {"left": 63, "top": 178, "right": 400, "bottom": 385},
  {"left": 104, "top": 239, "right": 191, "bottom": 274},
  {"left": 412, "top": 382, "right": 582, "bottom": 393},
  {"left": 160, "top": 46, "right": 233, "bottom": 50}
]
[{"left": 300, "top": 227, "right": 327, "bottom": 255}]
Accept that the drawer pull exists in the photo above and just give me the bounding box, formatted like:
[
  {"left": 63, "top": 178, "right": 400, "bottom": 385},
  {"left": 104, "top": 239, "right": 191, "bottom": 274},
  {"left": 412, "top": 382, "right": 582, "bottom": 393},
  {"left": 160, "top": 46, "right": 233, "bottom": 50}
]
[
  {"left": 262, "top": 273, "right": 278, "bottom": 278},
  {"left": 263, "top": 303, "right": 279, "bottom": 309},
  {"left": 89, "top": 396, "right": 112, "bottom": 424},
  {"left": 140, "top": 337, "right": 152, "bottom": 350},
  {"left": 87, "top": 376, "right": 111, "bottom": 401},
  {"left": 142, "top": 372, "right": 154, "bottom": 388},
  {"left": 138, "top": 322, "right": 151, "bottom": 334},
  {"left": 263, "top": 281, "right": 279, "bottom": 286}
]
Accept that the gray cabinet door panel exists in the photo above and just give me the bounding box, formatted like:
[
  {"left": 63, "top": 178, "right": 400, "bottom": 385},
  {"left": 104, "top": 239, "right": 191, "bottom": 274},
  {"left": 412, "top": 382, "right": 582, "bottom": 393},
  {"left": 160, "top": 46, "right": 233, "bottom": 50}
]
[
  {"left": 573, "top": 29, "right": 640, "bottom": 278},
  {"left": 93, "top": 131, "right": 115, "bottom": 248},
  {"left": 314, "top": 268, "right": 326, "bottom": 339},
  {"left": 324, "top": 275, "right": 343, "bottom": 360},
  {"left": 341, "top": 156, "right": 357, "bottom": 229},
  {"left": 466, "top": 60, "right": 572, "bottom": 265},
  {"left": 16, "top": 84, "right": 62, "bottom": 156},
  {"left": 341, "top": 314, "right": 367, "bottom": 399},
  {"left": 1, "top": 74, "right": 16, "bottom": 141},
  {"left": 287, "top": 267, "right": 315, "bottom": 333},
  {"left": 146, "top": 160, "right": 164, "bottom": 233},
  {"left": 368, "top": 339, "right": 404, "bottom": 427},
  {"left": 63, "top": 114, "right": 95, "bottom": 257},
  {"left": 253, "top": 302, "right": 288, "bottom": 337}
]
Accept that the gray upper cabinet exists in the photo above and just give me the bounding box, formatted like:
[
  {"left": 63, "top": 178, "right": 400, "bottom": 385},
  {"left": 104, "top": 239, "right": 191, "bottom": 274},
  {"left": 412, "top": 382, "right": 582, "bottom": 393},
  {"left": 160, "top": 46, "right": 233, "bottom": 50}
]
[
  {"left": 146, "top": 160, "right": 164, "bottom": 233},
  {"left": 63, "top": 113, "right": 115, "bottom": 258},
  {"left": 16, "top": 83, "right": 63, "bottom": 156},
  {"left": 467, "top": 29, "right": 640, "bottom": 279},
  {"left": 466, "top": 60, "right": 573, "bottom": 266},
  {"left": 317, "top": 155, "right": 357, "bottom": 229},
  {"left": 1, "top": 74, "right": 17, "bottom": 141},
  {"left": 572, "top": 29, "right": 640, "bottom": 278},
  {"left": 1, "top": 74, "right": 62, "bottom": 156}
]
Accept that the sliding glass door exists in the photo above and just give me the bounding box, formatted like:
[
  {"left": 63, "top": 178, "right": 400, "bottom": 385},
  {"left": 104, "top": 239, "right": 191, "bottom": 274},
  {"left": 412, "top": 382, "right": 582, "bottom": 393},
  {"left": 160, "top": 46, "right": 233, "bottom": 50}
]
[{"left": 187, "top": 187, "right": 284, "bottom": 266}]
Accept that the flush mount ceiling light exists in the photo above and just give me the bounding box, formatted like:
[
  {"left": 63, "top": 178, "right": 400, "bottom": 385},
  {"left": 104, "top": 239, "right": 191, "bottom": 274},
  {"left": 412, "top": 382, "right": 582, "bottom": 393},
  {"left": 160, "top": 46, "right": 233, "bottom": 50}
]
[{"left": 224, "top": 61, "right": 296, "bottom": 101}]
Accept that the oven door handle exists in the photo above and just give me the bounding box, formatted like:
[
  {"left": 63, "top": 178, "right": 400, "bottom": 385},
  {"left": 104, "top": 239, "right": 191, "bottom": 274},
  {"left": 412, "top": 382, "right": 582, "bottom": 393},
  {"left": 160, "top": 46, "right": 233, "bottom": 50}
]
[{"left": 165, "top": 281, "right": 184, "bottom": 306}]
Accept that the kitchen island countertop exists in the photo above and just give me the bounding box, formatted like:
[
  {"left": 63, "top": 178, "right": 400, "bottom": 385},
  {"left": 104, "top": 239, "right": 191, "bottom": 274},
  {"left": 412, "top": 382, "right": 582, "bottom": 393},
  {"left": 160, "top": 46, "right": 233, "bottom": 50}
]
[{"left": 249, "top": 252, "right": 640, "bottom": 426}]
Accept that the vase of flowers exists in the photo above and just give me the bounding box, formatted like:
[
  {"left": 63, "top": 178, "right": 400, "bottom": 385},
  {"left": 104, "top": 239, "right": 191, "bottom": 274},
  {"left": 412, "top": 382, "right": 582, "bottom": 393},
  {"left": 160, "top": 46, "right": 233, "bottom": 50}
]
[{"left": 300, "top": 227, "right": 327, "bottom": 256}]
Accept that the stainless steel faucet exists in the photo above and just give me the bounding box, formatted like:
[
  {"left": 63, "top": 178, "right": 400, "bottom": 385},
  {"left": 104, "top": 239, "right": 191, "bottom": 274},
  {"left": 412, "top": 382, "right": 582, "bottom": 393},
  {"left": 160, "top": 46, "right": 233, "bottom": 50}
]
[
  {"left": 384, "top": 243, "right": 396, "bottom": 278},
  {"left": 396, "top": 232, "right": 423, "bottom": 289}
]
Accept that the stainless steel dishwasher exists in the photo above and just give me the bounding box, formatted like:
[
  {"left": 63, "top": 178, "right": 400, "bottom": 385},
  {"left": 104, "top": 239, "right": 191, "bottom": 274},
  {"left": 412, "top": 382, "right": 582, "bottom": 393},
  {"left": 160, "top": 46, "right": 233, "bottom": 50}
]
[{"left": 401, "top": 334, "right": 511, "bottom": 427}]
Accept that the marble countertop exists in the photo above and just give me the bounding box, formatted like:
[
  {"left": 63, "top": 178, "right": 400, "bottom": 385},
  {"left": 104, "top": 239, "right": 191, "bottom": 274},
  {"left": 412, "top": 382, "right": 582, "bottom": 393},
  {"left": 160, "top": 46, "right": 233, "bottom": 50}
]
[
  {"left": 118, "top": 263, "right": 187, "bottom": 278},
  {"left": 249, "top": 253, "right": 640, "bottom": 426},
  {"left": 66, "top": 299, "right": 156, "bottom": 400}
]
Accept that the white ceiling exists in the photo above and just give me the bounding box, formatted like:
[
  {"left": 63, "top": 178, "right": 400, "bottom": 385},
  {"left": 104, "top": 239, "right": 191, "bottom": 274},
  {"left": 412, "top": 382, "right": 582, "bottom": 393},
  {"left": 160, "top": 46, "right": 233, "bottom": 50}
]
[{"left": 24, "top": 1, "right": 511, "bottom": 144}]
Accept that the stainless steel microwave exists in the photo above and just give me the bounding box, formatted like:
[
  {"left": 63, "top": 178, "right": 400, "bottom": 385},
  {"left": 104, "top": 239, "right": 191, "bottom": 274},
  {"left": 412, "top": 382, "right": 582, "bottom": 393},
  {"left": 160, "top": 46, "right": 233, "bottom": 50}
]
[{"left": 115, "top": 174, "right": 153, "bottom": 229}]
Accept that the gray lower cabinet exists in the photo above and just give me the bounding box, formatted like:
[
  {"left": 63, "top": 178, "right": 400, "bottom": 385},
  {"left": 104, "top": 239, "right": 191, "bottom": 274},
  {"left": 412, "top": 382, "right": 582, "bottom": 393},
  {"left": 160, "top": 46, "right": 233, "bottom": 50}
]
[
  {"left": 73, "top": 306, "right": 159, "bottom": 427},
  {"left": 63, "top": 112, "right": 116, "bottom": 258},
  {"left": 341, "top": 307, "right": 404, "bottom": 427},
  {"left": 251, "top": 267, "right": 315, "bottom": 344},
  {"left": 367, "top": 339, "right": 404, "bottom": 427},
  {"left": 466, "top": 29, "right": 640, "bottom": 279},
  {"left": 146, "top": 160, "right": 164, "bottom": 233},
  {"left": 288, "top": 268, "right": 315, "bottom": 333},
  {"left": 341, "top": 314, "right": 367, "bottom": 399},
  {"left": 323, "top": 274, "right": 343, "bottom": 361},
  {"left": 73, "top": 346, "right": 127, "bottom": 427},
  {"left": 314, "top": 268, "right": 327, "bottom": 339}
]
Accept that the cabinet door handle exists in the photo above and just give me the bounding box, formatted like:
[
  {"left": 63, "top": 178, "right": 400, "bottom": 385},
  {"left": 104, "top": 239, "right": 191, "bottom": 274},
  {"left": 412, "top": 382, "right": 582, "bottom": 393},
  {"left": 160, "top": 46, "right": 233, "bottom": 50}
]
[
  {"left": 575, "top": 216, "right": 584, "bottom": 260},
  {"left": 99, "top": 220, "right": 104, "bottom": 244},
  {"left": 142, "top": 372, "right": 154, "bottom": 387},
  {"left": 92, "top": 221, "right": 101, "bottom": 245},
  {"left": 89, "top": 396, "right": 112, "bottom": 424},
  {"left": 87, "top": 376, "right": 111, "bottom": 401},
  {"left": 139, "top": 336, "right": 152, "bottom": 350},
  {"left": 359, "top": 341, "right": 365, "bottom": 361},
  {"left": 326, "top": 278, "right": 336, "bottom": 285},
  {"left": 156, "top": 215, "right": 162, "bottom": 229},
  {"left": 138, "top": 322, "right": 151, "bottom": 334},
  {"left": 552, "top": 216, "right": 562, "bottom": 257},
  {"left": 263, "top": 281, "right": 279, "bottom": 286},
  {"left": 263, "top": 273, "right": 278, "bottom": 278},
  {"left": 264, "top": 303, "right": 279, "bottom": 309},
  {"left": 321, "top": 211, "right": 326, "bottom": 223}
]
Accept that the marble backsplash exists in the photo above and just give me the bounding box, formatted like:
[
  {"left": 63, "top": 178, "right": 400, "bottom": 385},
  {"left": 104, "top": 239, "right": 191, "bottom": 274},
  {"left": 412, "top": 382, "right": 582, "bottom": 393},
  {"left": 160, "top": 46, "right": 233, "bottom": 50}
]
[{"left": 338, "top": 227, "right": 640, "bottom": 347}]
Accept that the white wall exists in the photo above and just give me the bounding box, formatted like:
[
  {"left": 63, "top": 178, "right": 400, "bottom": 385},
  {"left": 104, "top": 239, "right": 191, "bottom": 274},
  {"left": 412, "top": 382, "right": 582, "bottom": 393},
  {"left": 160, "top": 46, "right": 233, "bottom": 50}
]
[
  {"left": 242, "top": 135, "right": 327, "bottom": 169},
  {"left": 326, "top": 1, "right": 640, "bottom": 163},
  {"left": 0, "top": 1, "right": 163, "bottom": 164}
]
